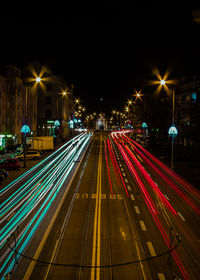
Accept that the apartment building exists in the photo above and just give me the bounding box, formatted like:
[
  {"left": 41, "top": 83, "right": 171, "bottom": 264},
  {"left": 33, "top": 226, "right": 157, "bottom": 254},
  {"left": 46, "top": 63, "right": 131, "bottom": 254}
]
[
  {"left": 176, "top": 74, "right": 200, "bottom": 149},
  {"left": 0, "top": 65, "right": 37, "bottom": 150}
]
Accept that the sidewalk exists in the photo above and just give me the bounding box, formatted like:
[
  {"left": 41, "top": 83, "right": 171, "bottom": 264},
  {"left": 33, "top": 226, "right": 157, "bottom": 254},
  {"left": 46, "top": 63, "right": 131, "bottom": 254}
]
[{"left": 0, "top": 152, "right": 16, "bottom": 160}]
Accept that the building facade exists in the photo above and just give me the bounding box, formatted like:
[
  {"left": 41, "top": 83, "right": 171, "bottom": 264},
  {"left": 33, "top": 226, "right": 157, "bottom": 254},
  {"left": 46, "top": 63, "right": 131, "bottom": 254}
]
[
  {"left": 0, "top": 63, "right": 73, "bottom": 151},
  {"left": 0, "top": 66, "right": 37, "bottom": 150},
  {"left": 36, "top": 75, "right": 73, "bottom": 140},
  {"left": 176, "top": 75, "right": 200, "bottom": 149}
]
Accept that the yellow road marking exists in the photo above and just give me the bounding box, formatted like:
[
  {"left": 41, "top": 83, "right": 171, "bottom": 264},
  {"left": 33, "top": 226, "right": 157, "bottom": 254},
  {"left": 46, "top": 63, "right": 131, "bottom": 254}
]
[
  {"left": 147, "top": 241, "right": 156, "bottom": 257},
  {"left": 139, "top": 220, "right": 147, "bottom": 231},
  {"left": 158, "top": 273, "right": 166, "bottom": 280},
  {"left": 91, "top": 135, "right": 102, "bottom": 280}
]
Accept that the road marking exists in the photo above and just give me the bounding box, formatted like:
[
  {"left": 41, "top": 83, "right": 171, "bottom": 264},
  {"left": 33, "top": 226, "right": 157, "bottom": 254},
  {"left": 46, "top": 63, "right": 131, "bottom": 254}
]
[
  {"left": 134, "top": 206, "right": 140, "bottom": 214},
  {"left": 137, "top": 155, "right": 143, "bottom": 162},
  {"left": 127, "top": 185, "right": 131, "bottom": 191},
  {"left": 164, "top": 194, "right": 169, "bottom": 200},
  {"left": 91, "top": 193, "right": 97, "bottom": 199},
  {"left": 158, "top": 273, "right": 166, "bottom": 280},
  {"left": 82, "top": 193, "right": 88, "bottom": 198},
  {"left": 116, "top": 194, "right": 123, "bottom": 200},
  {"left": 75, "top": 193, "right": 124, "bottom": 200},
  {"left": 91, "top": 135, "right": 102, "bottom": 280},
  {"left": 124, "top": 178, "right": 128, "bottom": 183},
  {"left": 123, "top": 188, "right": 148, "bottom": 279},
  {"left": 75, "top": 193, "right": 80, "bottom": 199},
  {"left": 123, "top": 173, "right": 126, "bottom": 177},
  {"left": 178, "top": 212, "right": 185, "bottom": 221},
  {"left": 121, "top": 168, "right": 124, "bottom": 171},
  {"left": 130, "top": 194, "right": 135, "bottom": 201},
  {"left": 147, "top": 242, "right": 156, "bottom": 256},
  {"left": 139, "top": 220, "right": 147, "bottom": 231}
]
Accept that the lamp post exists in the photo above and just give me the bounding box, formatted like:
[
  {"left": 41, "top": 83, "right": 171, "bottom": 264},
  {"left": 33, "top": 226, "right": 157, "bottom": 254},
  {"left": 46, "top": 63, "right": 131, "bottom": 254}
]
[
  {"left": 127, "top": 99, "right": 133, "bottom": 128},
  {"left": 21, "top": 124, "right": 31, "bottom": 168},
  {"left": 159, "top": 79, "right": 177, "bottom": 169},
  {"left": 133, "top": 90, "right": 143, "bottom": 132}
]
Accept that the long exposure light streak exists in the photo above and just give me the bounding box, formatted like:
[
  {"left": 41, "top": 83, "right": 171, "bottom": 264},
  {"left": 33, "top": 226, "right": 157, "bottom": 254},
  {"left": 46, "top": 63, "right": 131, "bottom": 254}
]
[
  {"left": 122, "top": 134, "right": 200, "bottom": 215},
  {"left": 0, "top": 133, "right": 92, "bottom": 279},
  {"left": 104, "top": 140, "right": 113, "bottom": 197},
  {"left": 111, "top": 131, "right": 191, "bottom": 280},
  {"left": 0, "top": 133, "right": 83, "bottom": 196},
  {"left": 107, "top": 138, "right": 129, "bottom": 197}
]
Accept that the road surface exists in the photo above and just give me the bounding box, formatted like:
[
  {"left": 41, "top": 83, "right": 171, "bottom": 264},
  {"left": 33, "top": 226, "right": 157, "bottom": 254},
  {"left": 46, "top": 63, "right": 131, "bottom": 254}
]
[{"left": 1, "top": 131, "right": 200, "bottom": 280}]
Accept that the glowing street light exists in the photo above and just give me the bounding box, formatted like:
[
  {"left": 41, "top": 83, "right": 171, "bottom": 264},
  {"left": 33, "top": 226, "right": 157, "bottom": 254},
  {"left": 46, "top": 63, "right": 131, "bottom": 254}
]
[
  {"left": 133, "top": 90, "right": 143, "bottom": 100},
  {"left": 35, "top": 77, "right": 42, "bottom": 83},
  {"left": 160, "top": 79, "right": 166, "bottom": 86}
]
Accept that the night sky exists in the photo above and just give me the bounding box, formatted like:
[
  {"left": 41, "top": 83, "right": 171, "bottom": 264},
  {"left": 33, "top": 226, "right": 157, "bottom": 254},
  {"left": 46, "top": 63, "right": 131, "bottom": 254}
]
[{"left": 1, "top": 5, "right": 200, "bottom": 114}]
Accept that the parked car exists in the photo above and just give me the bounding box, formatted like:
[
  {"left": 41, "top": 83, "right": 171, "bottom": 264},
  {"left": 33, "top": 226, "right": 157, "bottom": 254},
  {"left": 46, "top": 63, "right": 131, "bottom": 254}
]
[
  {"left": 0, "top": 158, "right": 20, "bottom": 170},
  {"left": 16, "top": 149, "right": 41, "bottom": 160},
  {"left": 0, "top": 169, "right": 8, "bottom": 181}
]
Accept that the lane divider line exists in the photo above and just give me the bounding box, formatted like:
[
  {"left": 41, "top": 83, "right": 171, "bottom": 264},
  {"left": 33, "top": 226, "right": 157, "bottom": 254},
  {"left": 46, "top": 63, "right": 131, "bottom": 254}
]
[
  {"left": 134, "top": 206, "right": 140, "bottom": 214},
  {"left": 158, "top": 273, "right": 166, "bottom": 280},
  {"left": 178, "top": 212, "right": 185, "bottom": 222},
  {"left": 139, "top": 220, "right": 147, "bottom": 231},
  {"left": 147, "top": 242, "right": 156, "bottom": 257}
]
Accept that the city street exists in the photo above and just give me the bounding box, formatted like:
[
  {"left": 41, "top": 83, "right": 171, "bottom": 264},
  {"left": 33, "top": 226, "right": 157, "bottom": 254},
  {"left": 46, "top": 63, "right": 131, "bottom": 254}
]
[{"left": 1, "top": 132, "right": 200, "bottom": 280}]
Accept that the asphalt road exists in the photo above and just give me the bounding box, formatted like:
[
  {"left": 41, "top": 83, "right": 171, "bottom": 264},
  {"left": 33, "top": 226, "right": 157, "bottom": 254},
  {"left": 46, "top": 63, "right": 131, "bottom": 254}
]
[{"left": 1, "top": 131, "right": 200, "bottom": 280}]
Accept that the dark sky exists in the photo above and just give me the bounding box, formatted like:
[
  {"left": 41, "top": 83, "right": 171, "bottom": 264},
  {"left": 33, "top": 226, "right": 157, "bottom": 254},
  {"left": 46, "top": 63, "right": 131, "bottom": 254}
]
[{"left": 1, "top": 5, "right": 200, "bottom": 114}]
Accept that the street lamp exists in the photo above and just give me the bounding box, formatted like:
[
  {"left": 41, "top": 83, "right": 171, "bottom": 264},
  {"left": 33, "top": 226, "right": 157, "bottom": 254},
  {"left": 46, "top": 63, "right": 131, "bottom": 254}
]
[
  {"left": 21, "top": 124, "right": 31, "bottom": 168},
  {"left": 35, "top": 77, "right": 42, "bottom": 83},
  {"left": 159, "top": 79, "right": 177, "bottom": 169},
  {"left": 132, "top": 91, "right": 143, "bottom": 131},
  {"left": 160, "top": 79, "right": 166, "bottom": 86}
]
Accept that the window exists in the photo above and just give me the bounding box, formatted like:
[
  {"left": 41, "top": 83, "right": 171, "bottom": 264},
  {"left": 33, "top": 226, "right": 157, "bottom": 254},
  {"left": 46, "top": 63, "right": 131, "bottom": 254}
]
[
  {"left": 191, "top": 92, "right": 196, "bottom": 104},
  {"left": 46, "top": 96, "right": 52, "bottom": 104}
]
